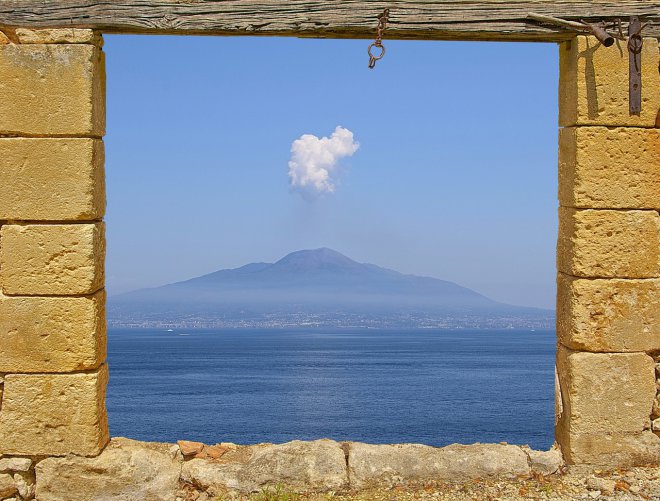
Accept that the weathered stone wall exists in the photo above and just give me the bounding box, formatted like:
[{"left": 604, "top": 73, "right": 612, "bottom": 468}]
[
  {"left": 555, "top": 35, "right": 660, "bottom": 466},
  {"left": 0, "top": 28, "right": 658, "bottom": 499},
  {"left": 0, "top": 29, "right": 109, "bottom": 469}
]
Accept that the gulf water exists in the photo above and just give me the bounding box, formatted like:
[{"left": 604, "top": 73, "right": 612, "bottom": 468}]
[{"left": 107, "top": 328, "right": 555, "bottom": 450}]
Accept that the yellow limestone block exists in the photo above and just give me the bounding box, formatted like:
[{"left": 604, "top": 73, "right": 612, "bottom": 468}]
[
  {"left": 0, "top": 223, "right": 105, "bottom": 295},
  {"left": 558, "top": 431, "right": 660, "bottom": 467},
  {"left": 559, "top": 36, "right": 659, "bottom": 126},
  {"left": 15, "top": 28, "right": 100, "bottom": 45},
  {"left": 556, "top": 344, "right": 660, "bottom": 466},
  {"left": 0, "top": 44, "right": 104, "bottom": 135},
  {"left": 0, "top": 291, "right": 106, "bottom": 372},
  {"left": 557, "top": 274, "right": 660, "bottom": 352},
  {"left": 0, "top": 366, "right": 109, "bottom": 456},
  {"left": 559, "top": 127, "right": 660, "bottom": 209},
  {"left": 0, "top": 138, "right": 105, "bottom": 220},
  {"left": 557, "top": 208, "right": 660, "bottom": 278},
  {"left": 556, "top": 346, "right": 655, "bottom": 437}
]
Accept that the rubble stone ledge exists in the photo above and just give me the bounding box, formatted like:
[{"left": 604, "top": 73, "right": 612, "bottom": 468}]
[{"left": 25, "top": 437, "right": 564, "bottom": 501}]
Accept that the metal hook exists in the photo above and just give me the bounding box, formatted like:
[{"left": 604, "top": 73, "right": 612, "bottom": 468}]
[
  {"left": 367, "top": 9, "right": 389, "bottom": 69},
  {"left": 367, "top": 43, "right": 386, "bottom": 69}
]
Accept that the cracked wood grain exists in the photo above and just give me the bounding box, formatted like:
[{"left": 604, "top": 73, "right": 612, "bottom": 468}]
[{"left": 0, "top": 1, "right": 658, "bottom": 41}]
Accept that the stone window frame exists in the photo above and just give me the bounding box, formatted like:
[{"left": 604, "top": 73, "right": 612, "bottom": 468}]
[{"left": 0, "top": 26, "right": 658, "bottom": 472}]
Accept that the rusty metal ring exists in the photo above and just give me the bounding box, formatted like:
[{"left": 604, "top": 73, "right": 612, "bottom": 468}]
[{"left": 367, "top": 43, "right": 386, "bottom": 61}]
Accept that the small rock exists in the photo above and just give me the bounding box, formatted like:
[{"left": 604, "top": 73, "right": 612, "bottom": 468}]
[
  {"left": 652, "top": 418, "right": 660, "bottom": 431},
  {"left": 14, "top": 472, "right": 35, "bottom": 499},
  {"left": 0, "top": 457, "right": 32, "bottom": 472},
  {"left": 178, "top": 440, "right": 205, "bottom": 457},
  {"left": 629, "top": 484, "right": 641, "bottom": 494},
  {"left": 587, "top": 477, "right": 615, "bottom": 496},
  {"left": 651, "top": 393, "right": 660, "bottom": 419},
  {"left": 0, "top": 473, "right": 18, "bottom": 498},
  {"left": 168, "top": 444, "right": 181, "bottom": 460},
  {"left": 205, "top": 445, "right": 228, "bottom": 460},
  {"left": 524, "top": 445, "right": 563, "bottom": 476}
]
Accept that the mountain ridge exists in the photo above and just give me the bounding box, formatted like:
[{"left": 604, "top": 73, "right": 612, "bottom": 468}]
[{"left": 109, "top": 248, "right": 554, "bottom": 329}]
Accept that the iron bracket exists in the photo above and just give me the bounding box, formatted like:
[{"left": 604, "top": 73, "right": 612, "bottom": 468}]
[{"left": 628, "top": 16, "right": 643, "bottom": 115}]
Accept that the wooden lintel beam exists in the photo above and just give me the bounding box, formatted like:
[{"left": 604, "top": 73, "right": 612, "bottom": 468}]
[{"left": 0, "top": 1, "right": 658, "bottom": 42}]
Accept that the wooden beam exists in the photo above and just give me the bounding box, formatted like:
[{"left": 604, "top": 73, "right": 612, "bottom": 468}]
[{"left": 0, "top": 1, "right": 658, "bottom": 42}]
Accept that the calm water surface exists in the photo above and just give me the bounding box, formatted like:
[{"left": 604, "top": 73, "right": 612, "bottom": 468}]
[{"left": 107, "top": 328, "right": 555, "bottom": 450}]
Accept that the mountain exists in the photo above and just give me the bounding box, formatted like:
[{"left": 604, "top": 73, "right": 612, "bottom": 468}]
[{"left": 108, "top": 248, "right": 554, "bottom": 329}]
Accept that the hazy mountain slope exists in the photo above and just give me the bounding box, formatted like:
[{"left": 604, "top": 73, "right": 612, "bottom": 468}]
[{"left": 109, "top": 249, "right": 552, "bottom": 328}]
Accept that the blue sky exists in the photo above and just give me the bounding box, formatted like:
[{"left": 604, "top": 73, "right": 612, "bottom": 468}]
[{"left": 104, "top": 35, "right": 558, "bottom": 309}]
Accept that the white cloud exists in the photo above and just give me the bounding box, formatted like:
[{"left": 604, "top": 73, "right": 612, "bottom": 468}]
[{"left": 288, "top": 126, "right": 359, "bottom": 198}]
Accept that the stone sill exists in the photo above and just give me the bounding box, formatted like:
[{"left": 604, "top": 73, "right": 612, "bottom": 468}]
[{"left": 3, "top": 437, "right": 563, "bottom": 500}]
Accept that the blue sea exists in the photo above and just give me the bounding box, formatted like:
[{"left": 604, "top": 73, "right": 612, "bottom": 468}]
[{"left": 107, "top": 328, "right": 556, "bottom": 450}]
